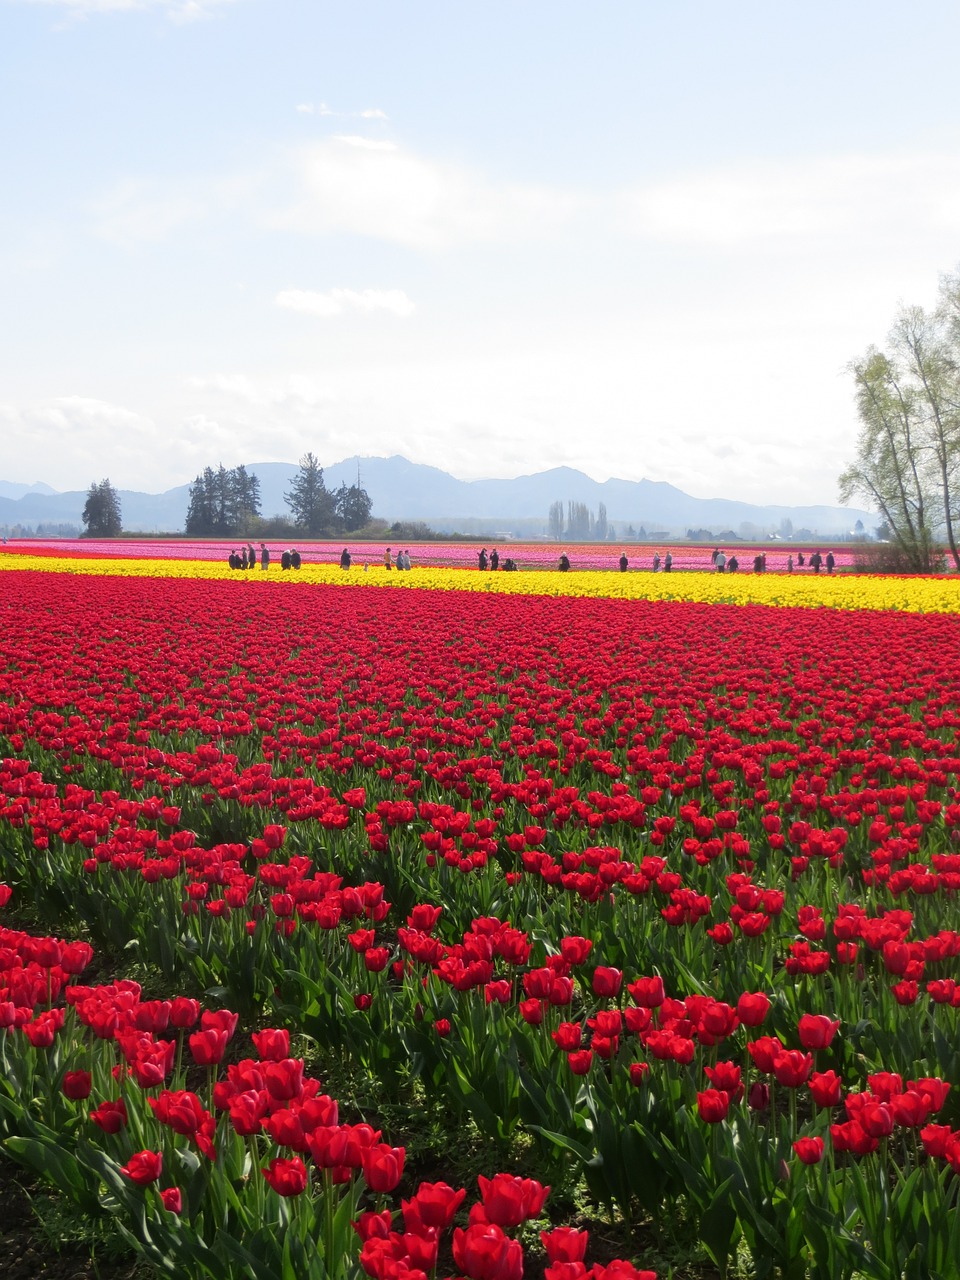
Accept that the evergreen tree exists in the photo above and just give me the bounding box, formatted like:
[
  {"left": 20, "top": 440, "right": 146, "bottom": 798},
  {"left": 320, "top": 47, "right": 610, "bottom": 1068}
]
[
  {"left": 185, "top": 465, "right": 262, "bottom": 535},
  {"left": 82, "top": 479, "right": 122, "bottom": 537},
  {"left": 335, "top": 482, "right": 373, "bottom": 532},
  {"left": 285, "top": 452, "right": 337, "bottom": 535},
  {"left": 185, "top": 467, "right": 218, "bottom": 535}
]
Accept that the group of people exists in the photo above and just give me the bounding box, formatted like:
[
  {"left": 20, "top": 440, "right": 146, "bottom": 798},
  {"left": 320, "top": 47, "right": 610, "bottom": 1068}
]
[
  {"left": 383, "top": 547, "right": 412, "bottom": 571},
  {"left": 227, "top": 543, "right": 301, "bottom": 571},
  {"left": 788, "top": 550, "right": 835, "bottom": 573}
]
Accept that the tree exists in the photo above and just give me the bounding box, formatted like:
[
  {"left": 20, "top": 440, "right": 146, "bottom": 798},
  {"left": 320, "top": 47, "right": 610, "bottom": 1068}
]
[
  {"left": 82, "top": 479, "right": 122, "bottom": 537},
  {"left": 840, "top": 266, "right": 960, "bottom": 571},
  {"left": 595, "top": 502, "right": 608, "bottom": 542},
  {"left": 566, "top": 501, "right": 592, "bottom": 540},
  {"left": 839, "top": 349, "right": 937, "bottom": 572},
  {"left": 335, "top": 482, "right": 373, "bottom": 532},
  {"left": 547, "top": 501, "right": 564, "bottom": 541},
  {"left": 285, "top": 452, "right": 337, "bottom": 535},
  {"left": 185, "top": 465, "right": 262, "bottom": 536}
]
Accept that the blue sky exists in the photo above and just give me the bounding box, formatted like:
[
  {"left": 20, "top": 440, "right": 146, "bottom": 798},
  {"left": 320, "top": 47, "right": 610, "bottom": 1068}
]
[{"left": 2, "top": 0, "right": 960, "bottom": 507}]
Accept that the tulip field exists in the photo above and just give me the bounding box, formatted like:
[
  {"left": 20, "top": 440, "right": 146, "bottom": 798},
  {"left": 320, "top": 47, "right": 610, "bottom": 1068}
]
[{"left": 2, "top": 545, "right": 960, "bottom": 1279}]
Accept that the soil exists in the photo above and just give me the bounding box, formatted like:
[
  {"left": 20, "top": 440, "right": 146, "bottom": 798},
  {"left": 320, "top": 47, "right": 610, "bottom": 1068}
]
[{"left": 0, "top": 1155, "right": 151, "bottom": 1280}]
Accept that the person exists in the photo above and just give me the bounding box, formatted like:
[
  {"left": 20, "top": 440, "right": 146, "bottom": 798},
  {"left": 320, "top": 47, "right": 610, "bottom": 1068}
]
[
  {"left": 240, "top": 547, "right": 248, "bottom": 569},
  {"left": 247, "top": 542, "right": 256, "bottom": 569},
  {"left": 715, "top": 550, "right": 726, "bottom": 573},
  {"left": 558, "top": 553, "right": 570, "bottom": 572},
  {"left": 260, "top": 542, "right": 270, "bottom": 571},
  {"left": 727, "top": 554, "right": 738, "bottom": 573},
  {"left": 503, "top": 557, "right": 517, "bottom": 571},
  {"left": 787, "top": 554, "right": 794, "bottom": 573},
  {"left": 664, "top": 551, "right": 672, "bottom": 572},
  {"left": 228, "top": 550, "right": 238, "bottom": 569},
  {"left": 761, "top": 552, "right": 767, "bottom": 572},
  {"left": 619, "top": 552, "right": 628, "bottom": 572},
  {"left": 396, "top": 548, "right": 403, "bottom": 570},
  {"left": 401, "top": 550, "right": 411, "bottom": 570},
  {"left": 825, "top": 551, "right": 835, "bottom": 574},
  {"left": 797, "top": 551, "right": 805, "bottom": 567},
  {"left": 652, "top": 551, "right": 661, "bottom": 572},
  {"left": 291, "top": 549, "right": 301, "bottom": 570},
  {"left": 340, "top": 548, "right": 351, "bottom": 570},
  {"left": 384, "top": 547, "right": 392, "bottom": 570},
  {"left": 490, "top": 549, "right": 499, "bottom": 571},
  {"left": 281, "top": 549, "right": 292, "bottom": 571},
  {"left": 711, "top": 547, "right": 719, "bottom": 565},
  {"left": 753, "top": 554, "right": 763, "bottom": 574},
  {"left": 810, "top": 550, "right": 822, "bottom": 573},
  {"left": 478, "top": 548, "right": 488, "bottom": 571}
]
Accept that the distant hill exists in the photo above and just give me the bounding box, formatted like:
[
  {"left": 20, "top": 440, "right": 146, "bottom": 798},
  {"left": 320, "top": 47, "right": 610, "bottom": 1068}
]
[{"left": 0, "top": 456, "right": 873, "bottom": 538}]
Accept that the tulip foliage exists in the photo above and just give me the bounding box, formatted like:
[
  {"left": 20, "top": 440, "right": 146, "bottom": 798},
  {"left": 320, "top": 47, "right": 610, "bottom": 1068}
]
[{"left": 2, "top": 558, "right": 960, "bottom": 1277}]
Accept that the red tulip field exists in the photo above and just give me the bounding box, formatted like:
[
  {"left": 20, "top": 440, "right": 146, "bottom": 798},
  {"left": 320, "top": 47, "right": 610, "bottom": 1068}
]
[{"left": 2, "top": 553, "right": 960, "bottom": 1279}]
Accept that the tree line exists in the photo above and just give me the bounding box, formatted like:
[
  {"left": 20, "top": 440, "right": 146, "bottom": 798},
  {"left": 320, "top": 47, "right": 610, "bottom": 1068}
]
[
  {"left": 840, "top": 266, "right": 960, "bottom": 572},
  {"left": 82, "top": 454, "right": 373, "bottom": 539},
  {"left": 547, "top": 500, "right": 612, "bottom": 541}
]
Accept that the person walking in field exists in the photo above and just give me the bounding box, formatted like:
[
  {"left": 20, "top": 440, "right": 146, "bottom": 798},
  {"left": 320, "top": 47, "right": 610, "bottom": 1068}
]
[
  {"left": 664, "top": 552, "right": 672, "bottom": 572},
  {"left": 291, "top": 549, "right": 301, "bottom": 569},
  {"left": 478, "top": 548, "right": 488, "bottom": 571},
  {"left": 826, "top": 551, "right": 835, "bottom": 573},
  {"left": 490, "top": 549, "right": 499, "bottom": 570},
  {"left": 810, "top": 550, "right": 823, "bottom": 573},
  {"left": 652, "top": 551, "right": 660, "bottom": 572},
  {"left": 384, "top": 547, "right": 392, "bottom": 570},
  {"left": 340, "top": 548, "right": 351, "bottom": 570},
  {"left": 260, "top": 543, "right": 270, "bottom": 571},
  {"left": 715, "top": 550, "right": 726, "bottom": 573},
  {"left": 619, "top": 552, "right": 628, "bottom": 572}
]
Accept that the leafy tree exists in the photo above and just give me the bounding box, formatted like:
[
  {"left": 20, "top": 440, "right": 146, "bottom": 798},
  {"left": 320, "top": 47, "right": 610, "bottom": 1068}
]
[
  {"left": 595, "top": 502, "right": 608, "bottom": 541},
  {"left": 335, "top": 482, "right": 373, "bottom": 532},
  {"left": 82, "top": 479, "right": 122, "bottom": 537},
  {"left": 566, "top": 501, "right": 592, "bottom": 540},
  {"left": 840, "top": 267, "right": 960, "bottom": 571},
  {"left": 839, "top": 349, "right": 937, "bottom": 572},
  {"left": 285, "top": 452, "right": 337, "bottom": 536},
  {"left": 547, "top": 501, "right": 564, "bottom": 541}
]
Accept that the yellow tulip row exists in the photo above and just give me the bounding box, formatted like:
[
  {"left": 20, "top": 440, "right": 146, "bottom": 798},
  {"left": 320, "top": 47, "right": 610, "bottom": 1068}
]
[{"left": 3, "top": 553, "right": 960, "bottom": 614}]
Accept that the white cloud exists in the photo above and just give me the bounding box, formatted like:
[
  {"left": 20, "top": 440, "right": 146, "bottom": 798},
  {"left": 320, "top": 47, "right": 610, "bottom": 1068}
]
[
  {"left": 619, "top": 152, "right": 960, "bottom": 248},
  {"left": 187, "top": 372, "right": 338, "bottom": 412},
  {"left": 330, "top": 135, "right": 398, "bottom": 152},
  {"left": 275, "top": 287, "right": 415, "bottom": 319},
  {"left": 360, "top": 109, "right": 388, "bottom": 120},
  {"left": 12, "top": 0, "right": 239, "bottom": 21},
  {"left": 0, "top": 396, "right": 160, "bottom": 488},
  {"left": 276, "top": 135, "right": 584, "bottom": 250}
]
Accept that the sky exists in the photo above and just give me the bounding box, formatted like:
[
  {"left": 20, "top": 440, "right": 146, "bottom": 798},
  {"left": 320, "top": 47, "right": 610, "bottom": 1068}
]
[{"left": 2, "top": 1, "right": 960, "bottom": 508}]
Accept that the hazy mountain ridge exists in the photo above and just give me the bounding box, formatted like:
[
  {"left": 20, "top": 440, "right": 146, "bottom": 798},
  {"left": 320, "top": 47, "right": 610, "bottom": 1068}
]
[{"left": 0, "top": 456, "right": 872, "bottom": 537}]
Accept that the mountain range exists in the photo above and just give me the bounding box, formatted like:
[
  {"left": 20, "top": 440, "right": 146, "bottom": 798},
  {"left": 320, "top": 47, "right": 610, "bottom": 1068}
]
[{"left": 0, "top": 456, "right": 873, "bottom": 539}]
